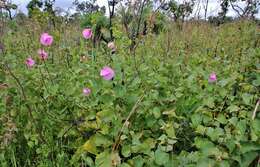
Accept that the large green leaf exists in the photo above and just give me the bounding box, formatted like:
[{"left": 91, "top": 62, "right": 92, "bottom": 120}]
[
  {"left": 155, "top": 148, "right": 169, "bottom": 166},
  {"left": 95, "top": 151, "right": 112, "bottom": 167}
]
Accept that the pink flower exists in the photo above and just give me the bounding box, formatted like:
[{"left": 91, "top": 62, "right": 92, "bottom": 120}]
[
  {"left": 26, "top": 57, "right": 35, "bottom": 68},
  {"left": 208, "top": 72, "right": 217, "bottom": 83},
  {"left": 82, "top": 28, "right": 92, "bottom": 39},
  {"left": 100, "top": 66, "right": 115, "bottom": 80},
  {"left": 83, "top": 88, "right": 91, "bottom": 96},
  {"left": 40, "top": 33, "right": 53, "bottom": 46},
  {"left": 38, "top": 49, "right": 48, "bottom": 60}
]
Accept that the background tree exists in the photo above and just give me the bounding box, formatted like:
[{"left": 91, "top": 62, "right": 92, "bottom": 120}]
[
  {"left": 203, "top": 0, "right": 209, "bottom": 20},
  {"left": 117, "top": 0, "right": 152, "bottom": 51},
  {"left": 107, "top": 0, "right": 120, "bottom": 41},
  {"left": 74, "top": 0, "right": 109, "bottom": 46},
  {"left": 73, "top": 0, "right": 103, "bottom": 14},
  {"left": 218, "top": 0, "right": 229, "bottom": 24},
  {"left": 43, "top": 0, "right": 55, "bottom": 16},
  {"left": 0, "top": 0, "right": 17, "bottom": 20},
  {"left": 43, "top": 0, "right": 56, "bottom": 27},
  {"left": 162, "top": 0, "right": 195, "bottom": 28},
  {"left": 26, "top": 0, "right": 43, "bottom": 18},
  {"left": 229, "top": 0, "right": 259, "bottom": 19}
]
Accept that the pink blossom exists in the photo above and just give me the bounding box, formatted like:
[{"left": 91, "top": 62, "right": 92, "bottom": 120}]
[
  {"left": 100, "top": 66, "right": 115, "bottom": 80},
  {"left": 208, "top": 72, "right": 217, "bottom": 83},
  {"left": 26, "top": 57, "right": 35, "bottom": 68},
  {"left": 82, "top": 28, "right": 92, "bottom": 39},
  {"left": 40, "top": 33, "right": 53, "bottom": 46},
  {"left": 83, "top": 88, "right": 91, "bottom": 96},
  {"left": 38, "top": 49, "right": 48, "bottom": 60}
]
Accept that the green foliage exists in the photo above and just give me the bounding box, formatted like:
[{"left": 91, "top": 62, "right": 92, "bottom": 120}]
[
  {"left": 167, "top": 0, "right": 195, "bottom": 21},
  {"left": 27, "top": 0, "right": 44, "bottom": 18},
  {"left": 81, "top": 12, "right": 109, "bottom": 29},
  {"left": 0, "top": 18, "right": 259, "bottom": 167}
]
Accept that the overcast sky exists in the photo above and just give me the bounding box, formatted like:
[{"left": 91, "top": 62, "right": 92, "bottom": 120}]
[{"left": 11, "top": 0, "right": 260, "bottom": 18}]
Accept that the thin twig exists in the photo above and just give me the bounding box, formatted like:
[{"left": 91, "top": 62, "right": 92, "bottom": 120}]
[
  {"left": 252, "top": 99, "right": 260, "bottom": 120},
  {"left": 112, "top": 94, "right": 145, "bottom": 151}
]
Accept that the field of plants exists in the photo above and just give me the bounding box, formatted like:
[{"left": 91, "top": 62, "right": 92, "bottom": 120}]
[{"left": 0, "top": 1, "right": 260, "bottom": 166}]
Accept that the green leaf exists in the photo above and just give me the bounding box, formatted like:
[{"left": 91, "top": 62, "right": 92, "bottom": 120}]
[
  {"left": 203, "top": 97, "right": 215, "bottom": 108},
  {"left": 121, "top": 145, "right": 131, "bottom": 158},
  {"left": 240, "top": 151, "right": 258, "bottom": 167},
  {"left": 82, "top": 137, "right": 97, "bottom": 155},
  {"left": 236, "top": 120, "right": 247, "bottom": 136},
  {"left": 195, "top": 125, "right": 206, "bottom": 135},
  {"left": 94, "top": 134, "right": 112, "bottom": 147},
  {"left": 95, "top": 151, "right": 112, "bottom": 167},
  {"left": 241, "top": 93, "right": 253, "bottom": 105},
  {"left": 206, "top": 127, "right": 224, "bottom": 141},
  {"left": 216, "top": 114, "right": 227, "bottom": 124},
  {"left": 216, "top": 160, "right": 230, "bottom": 167},
  {"left": 240, "top": 142, "right": 260, "bottom": 154},
  {"left": 229, "top": 117, "right": 238, "bottom": 125},
  {"left": 196, "top": 157, "right": 216, "bottom": 167},
  {"left": 132, "top": 155, "right": 145, "bottom": 167},
  {"left": 251, "top": 119, "right": 260, "bottom": 140},
  {"left": 227, "top": 105, "right": 240, "bottom": 112},
  {"left": 84, "top": 156, "right": 95, "bottom": 167},
  {"left": 119, "top": 163, "right": 131, "bottom": 167},
  {"left": 191, "top": 113, "right": 202, "bottom": 127},
  {"left": 225, "top": 140, "right": 236, "bottom": 153},
  {"left": 252, "top": 77, "right": 260, "bottom": 86},
  {"left": 194, "top": 137, "right": 219, "bottom": 156},
  {"left": 155, "top": 148, "right": 169, "bottom": 166},
  {"left": 152, "top": 107, "right": 161, "bottom": 119},
  {"left": 165, "top": 124, "right": 176, "bottom": 138}
]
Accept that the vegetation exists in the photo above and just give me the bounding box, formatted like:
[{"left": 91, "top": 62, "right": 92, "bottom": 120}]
[{"left": 0, "top": 0, "right": 259, "bottom": 166}]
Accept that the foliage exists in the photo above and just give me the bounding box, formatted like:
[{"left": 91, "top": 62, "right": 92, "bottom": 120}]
[
  {"left": 26, "top": 0, "right": 44, "bottom": 18},
  {"left": 73, "top": 0, "right": 106, "bottom": 14},
  {"left": 164, "top": 0, "right": 195, "bottom": 21}
]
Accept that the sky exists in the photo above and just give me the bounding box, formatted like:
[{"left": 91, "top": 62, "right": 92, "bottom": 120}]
[
  {"left": 11, "top": 0, "right": 260, "bottom": 18},
  {"left": 12, "top": 0, "right": 108, "bottom": 14}
]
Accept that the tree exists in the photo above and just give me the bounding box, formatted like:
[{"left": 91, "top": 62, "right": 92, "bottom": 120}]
[
  {"left": 43, "top": 0, "right": 56, "bottom": 27},
  {"left": 203, "top": 0, "right": 209, "bottom": 20},
  {"left": 117, "top": 0, "right": 152, "bottom": 51},
  {"left": 161, "top": 0, "right": 194, "bottom": 29},
  {"left": 0, "top": 0, "right": 17, "bottom": 20},
  {"left": 43, "top": 0, "right": 55, "bottom": 15},
  {"left": 218, "top": 0, "right": 229, "bottom": 23},
  {"left": 73, "top": 0, "right": 108, "bottom": 47},
  {"left": 107, "top": 0, "right": 120, "bottom": 41},
  {"left": 26, "top": 0, "right": 43, "bottom": 18},
  {"left": 218, "top": 0, "right": 259, "bottom": 20},
  {"left": 73, "top": 0, "right": 103, "bottom": 14},
  {"left": 229, "top": 0, "right": 259, "bottom": 19},
  {"left": 163, "top": 0, "right": 195, "bottom": 22}
]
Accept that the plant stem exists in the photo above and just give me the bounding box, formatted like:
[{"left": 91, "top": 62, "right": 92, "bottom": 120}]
[
  {"left": 43, "top": 61, "right": 54, "bottom": 85},
  {"left": 252, "top": 99, "right": 260, "bottom": 120},
  {"left": 112, "top": 94, "right": 145, "bottom": 151}
]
